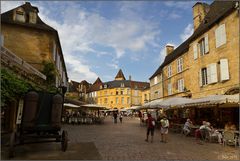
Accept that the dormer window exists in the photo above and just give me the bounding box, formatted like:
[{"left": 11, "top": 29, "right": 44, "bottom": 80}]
[
  {"left": 104, "top": 84, "right": 107, "bottom": 88},
  {"left": 15, "top": 9, "right": 25, "bottom": 22},
  {"left": 29, "top": 12, "right": 37, "bottom": 24}
]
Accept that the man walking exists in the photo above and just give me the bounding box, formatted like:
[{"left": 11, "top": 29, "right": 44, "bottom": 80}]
[{"left": 145, "top": 113, "right": 155, "bottom": 143}]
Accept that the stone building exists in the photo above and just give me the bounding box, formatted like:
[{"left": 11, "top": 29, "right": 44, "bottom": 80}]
[
  {"left": 1, "top": 2, "right": 68, "bottom": 87},
  {"left": 149, "top": 1, "right": 239, "bottom": 125},
  {"left": 86, "top": 69, "right": 150, "bottom": 109},
  {"left": 150, "top": 1, "right": 239, "bottom": 99}
]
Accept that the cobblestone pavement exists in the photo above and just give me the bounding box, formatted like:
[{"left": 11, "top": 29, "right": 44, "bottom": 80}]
[
  {"left": 63, "top": 116, "right": 239, "bottom": 160},
  {"left": 1, "top": 117, "right": 239, "bottom": 160}
]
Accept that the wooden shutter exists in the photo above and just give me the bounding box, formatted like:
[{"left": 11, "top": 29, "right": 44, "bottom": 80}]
[
  {"left": 204, "top": 34, "right": 209, "bottom": 53},
  {"left": 215, "top": 24, "right": 226, "bottom": 48},
  {"left": 220, "top": 24, "right": 226, "bottom": 45},
  {"left": 181, "top": 79, "right": 184, "bottom": 92},
  {"left": 210, "top": 63, "right": 218, "bottom": 83},
  {"left": 207, "top": 65, "right": 211, "bottom": 84},
  {"left": 193, "top": 44, "right": 198, "bottom": 60},
  {"left": 199, "top": 69, "right": 202, "bottom": 87},
  {"left": 215, "top": 26, "right": 221, "bottom": 48},
  {"left": 220, "top": 59, "right": 229, "bottom": 81}
]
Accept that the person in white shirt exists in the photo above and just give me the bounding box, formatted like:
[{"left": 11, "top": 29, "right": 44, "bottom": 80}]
[
  {"left": 183, "top": 118, "right": 193, "bottom": 136},
  {"left": 160, "top": 114, "right": 169, "bottom": 143}
]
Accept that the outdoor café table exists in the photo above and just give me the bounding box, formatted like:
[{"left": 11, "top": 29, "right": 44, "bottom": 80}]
[{"left": 189, "top": 125, "right": 200, "bottom": 136}]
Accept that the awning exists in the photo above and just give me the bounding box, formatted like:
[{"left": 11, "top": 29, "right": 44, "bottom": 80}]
[
  {"left": 141, "top": 97, "right": 192, "bottom": 109},
  {"left": 80, "top": 104, "right": 108, "bottom": 110},
  {"left": 64, "top": 103, "right": 80, "bottom": 108},
  {"left": 127, "top": 106, "right": 142, "bottom": 110},
  {"left": 184, "top": 94, "right": 239, "bottom": 107}
]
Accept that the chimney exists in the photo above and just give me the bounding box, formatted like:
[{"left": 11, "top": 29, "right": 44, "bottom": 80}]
[
  {"left": 166, "top": 44, "right": 174, "bottom": 56},
  {"left": 192, "top": 2, "right": 210, "bottom": 31},
  {"left": 129, "top": 75, "right": 131, "bottom": 81}
]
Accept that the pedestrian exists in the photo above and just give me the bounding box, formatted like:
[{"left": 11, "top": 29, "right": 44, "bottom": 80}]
[
  {"left": 119, "top": 113, "right": 123, "bottom": 123},
  {"left": 145, "top": 113, "right": 155, "bottom": 143},
  {"left": 138, "top": 111, "right": 143, "bottom": 126},
  {"left": 160, "top": 114, "right": 169, "bottom": 143},
  {"left": 113, "top": 111, "right": 118, "bottom": 123}
]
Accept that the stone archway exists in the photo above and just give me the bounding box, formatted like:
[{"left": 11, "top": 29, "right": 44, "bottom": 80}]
[{"left": 224, "top": 87, "right": 239, "bottom": 95}]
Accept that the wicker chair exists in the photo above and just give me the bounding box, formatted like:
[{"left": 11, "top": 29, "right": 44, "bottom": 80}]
[{"left": 222, "top": 131, "right": 237, "bottom": 147}]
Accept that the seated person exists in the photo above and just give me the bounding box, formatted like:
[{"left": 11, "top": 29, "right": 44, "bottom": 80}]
[
  {"left": 224, "top": 121, "right": 236, "bottom": 131},
  {"left": 183, "top": 118, "right": 193, "bottom": 136},
  {"left": 209, "top": 126, "right": 223, "bottom": 144}
]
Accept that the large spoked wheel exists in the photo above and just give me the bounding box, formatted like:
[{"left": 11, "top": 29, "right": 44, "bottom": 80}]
[
  {"left": 9, "top": 132, "right": 16, "bottom": 158},
  {"left": 61, "top": 130, "right": 68, "bottom": 152}
]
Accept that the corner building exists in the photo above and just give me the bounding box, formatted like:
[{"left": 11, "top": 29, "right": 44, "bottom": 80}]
[{"left": 87, "top": 69, "right": 150, "bottom": 109}]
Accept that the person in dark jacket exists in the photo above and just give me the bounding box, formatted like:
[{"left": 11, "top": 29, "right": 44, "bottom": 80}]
[{"left": 145, "top": 113, "right": 155, "bottom": 143}]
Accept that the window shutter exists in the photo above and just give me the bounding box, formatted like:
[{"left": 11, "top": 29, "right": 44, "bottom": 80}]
[
  {"left": 220, "top": 59, "right": 229, "bottom": 81},
  {"left": 220, "top": 24, "right": 226, "bottom": 45},
  {"left": 182, "top": 79, "right": 184, "bottom": 92},
  {"left": 199, "top": 69, "right": 202, "bottom": 87},
  {"left": 204, "top": 34, "right": 209, "bottom": 53},
  {"left": 210, "top": 63, "right": 218, "bottom": 83},
  {"left": 193, "top": 44, "right": 198, "bottom": 60},
  {"left": 215, "top": 27, "right": 221, "bottom": 48},
  {"left": 207, "top": 65, "right": 211, "bottom": 84}
]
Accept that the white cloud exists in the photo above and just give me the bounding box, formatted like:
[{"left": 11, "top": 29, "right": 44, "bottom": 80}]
[
  {"left": 1, "top": 1, "right": 24, "bottom": 13},
  {"left": 180, "top": 24, "right": 194, "bottom": 42},
  {"left": 164, "top": 1, "right": 196, "bottom": 10},
  {"left": 2, "top": 1, "right": 161, "bottom": 82},
  {"left": 169, "top": 11, "right": 181, "bottom": 19}
]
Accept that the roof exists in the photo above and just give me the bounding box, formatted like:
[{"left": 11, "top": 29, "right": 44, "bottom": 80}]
[
  {"left": 115, "top": 69, "right": 126, "bottom": 80},
  {"left": 69, "top": 80, "right": 80, "bottom": 92},
  {"left": 87, "top": 77, "right": 103, "bottom": 92},
  {"left": 103, "top": 80, "right": 149, "bottom": 90},
  {"left": 1, "top": 2, "right": 68, "bottom": 80},
  {"left": 149, "top": 1, "right": 236, "bottom": 80}
]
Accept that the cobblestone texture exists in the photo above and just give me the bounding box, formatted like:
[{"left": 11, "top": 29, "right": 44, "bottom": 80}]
[{"left": 1, "top": 116, "right": 239, "bottom": 160}]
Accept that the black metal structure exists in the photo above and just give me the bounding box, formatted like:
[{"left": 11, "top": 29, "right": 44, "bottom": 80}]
[{"left": 9, "top": 90, "right": 68, "bottom": 158}]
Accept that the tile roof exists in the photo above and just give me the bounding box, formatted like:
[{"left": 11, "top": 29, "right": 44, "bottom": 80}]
[
  {"left": 149, "top": 1, "right": 236, "bottom": 80},
  {"left": 115, "top": 69, "right": 126, "bottom": 80}
]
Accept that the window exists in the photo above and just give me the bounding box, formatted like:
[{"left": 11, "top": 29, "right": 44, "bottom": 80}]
[
  {"left": 154, "top": 91, "right": 159, "bottom": 97},
  {"left": 200, "top": 68, "right": 208, "bottom": 86},
  {"left": 15, "top": 10, "right": 25, "bottom": 22},
  {"left": 144, "top": 94, "right": 147, "bottom": 100},
  {"left": 121, "top": 97, "right": 124, "bottom": 104},
  {"left": 127, "top": 97, "right": 130, "bottom": 104},
  {"left": 198, "top": 35, "right": 209, "bottom": 56},
  {"left": 220, "top": 59, "right": 229, "bottom": 81},
  {"left": 168, "top": 83, "right": 172, "bottom": 95},
  {"left": 177, "top": 58, "right": 183, "bottom": 73},
  {"left": 120, "top": 83, "right": 124, "bottom": 87},
  {"left": 134, "top": 90, "right": 138, "bottom": 96},
  {"left": 127, "top": 89, "right": 130, "bottom": 95},
  {"left": 215, "top": 24, "right": 226, "bottom": 48},
  {"left": 104, "top": 98, "right": 108, "bottom": 104},
  {"left": 116, "top": 91, "right": 119, "bottom": 95},
  {"left": 116, "top": 97, "right": 119, "bottom": 104},
  {"left": 104, "top": 84, "right": 107, "bottom": 88},
  {"left": 154, "top": 76, "right": 158, "bottom": 85},
  {"left": 29, "top": 12, "right": 37, "bottom": 23},
  {"left": 177, "top": 79, "right": 184, "bottom": 92},
  {"left": 120, "top": 90, "right": 124, "bottom": 95},
  {"left": 167, "top": 65, "right": 172, "bottom": 78},
  {"left": 200, "top": 64, "right": 218, "bottom": 86}
]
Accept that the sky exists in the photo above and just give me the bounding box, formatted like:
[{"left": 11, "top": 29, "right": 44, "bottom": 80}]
[{"left": 1, "top": 0, "right": 207, "bottom": 84}]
